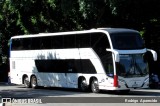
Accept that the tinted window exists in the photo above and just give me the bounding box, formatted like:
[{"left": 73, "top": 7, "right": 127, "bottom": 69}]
[
  {"left": 101, "top": 52, "right": 114, "bottom": 76},
  {"left": 76, "top": 34, "right": 91, "bottom": 48},
  {"left": 12, "top": 37, "right": 41, "bottom": 50},
  {"left": 63, "top": 35, "right": 75, "bottom": 48},
  {"left": 11, "top": 32, "right": 110, "bottom": 51},
  {"left": 91, "top": 33, "right": 113, "bottom": 75},
  {"left": 30, "top": 37, "right": 41, "bottom": 50},
  {"left": 35, "top": 59, "right": 96, "bottom": 74},
  {"left": 40, "top": 37, "right": 52, "bottom": 49},
  {"left": 110, "top": 32, "right": 145, "bottom": 50},
  {"left": 11, "top": 39, "right": 22, "bottom": 50},
  {"left": 91, "top": 33, "right": 110, "bottom": 56},
  {"left": 51, "top": 36, "right": 63, "bottom": 49},
  {"left": 23, "top": 38, "right": 31, "bottom": 50}
]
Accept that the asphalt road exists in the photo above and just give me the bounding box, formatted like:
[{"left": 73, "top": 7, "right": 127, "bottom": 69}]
[{"left": 0, "top": 83, "right": 160, "bottom": 106}]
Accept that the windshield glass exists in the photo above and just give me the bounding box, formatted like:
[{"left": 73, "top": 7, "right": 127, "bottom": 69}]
[
  {"left": 110, "top": 32, "right": 145, "bottom": 50},
  {"left": 116, "top": 54, "right": 148, "bottom": 78}
]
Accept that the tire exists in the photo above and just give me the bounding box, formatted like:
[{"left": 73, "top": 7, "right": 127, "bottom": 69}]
[
  {"left": 78, "top": 77, "right": 88, "bottom": 92},
  {"left": 23, "top": 76, "right": 30, "bottom": 88},
  {"left": 31, "top": 76, "right": 38, "bottom": 89},
  {"left": 91, "top": 79, "right": 100, "bottom": 93}
]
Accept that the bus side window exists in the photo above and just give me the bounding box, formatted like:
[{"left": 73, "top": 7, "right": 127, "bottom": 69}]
[
  {"left": 51, "top": 36, "right": 63, "bottom": 49},
  {"left": 76, "top": 34, "right": 91, "bottom": 48},
  {"left": 30, "top": 37, "right": 41, "bottom": 50},
  {"left": 91, "top": 33, "right": 113, "bottom": 75},
  {"left": 63, "top": 35, "right": 76, "bottom": 48},
  {"left": 12, "top": 39, "right": 22, "bottom": 50},
  {"left": 23, "top": 38, "right": 31, "bottom": 50},
  {"left": 91, "top": 33, "right": 110, "bottom": 56},
  {"left": 40, "top": 37, "right": 52, "bottom": 49}
]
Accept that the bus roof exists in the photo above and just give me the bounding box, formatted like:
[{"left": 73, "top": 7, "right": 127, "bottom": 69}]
[
  {"left": 11, "top": 28, "right": 139, "bottom": 39},
  {"left": 97, "top": 28, "right": 139, "bottom": 34}
]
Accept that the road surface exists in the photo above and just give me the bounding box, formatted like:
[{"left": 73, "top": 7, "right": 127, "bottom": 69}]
[{"left": 0, "top": 83, "right": 160, "bottom": 106}]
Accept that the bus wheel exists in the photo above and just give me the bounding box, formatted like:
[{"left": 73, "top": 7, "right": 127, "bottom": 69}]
[
  {"left": 91, "top": 79, "right": 100, "bottom": 93},
  {"left": 79, "top": 77, "right": 88, "bottom": 92},
  {"left": 23, "top": 76, "right": 30, "bottom": 88},
  {"left": 31, "top": 76, "right": 38, "bottom": 89}
]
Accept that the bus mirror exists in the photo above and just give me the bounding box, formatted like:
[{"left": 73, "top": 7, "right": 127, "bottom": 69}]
[
  {"left": 114, "top": 52, "right": 120, "bottom": 62},
  {"left": 147, "top": 49, "right": 157, "bottom": 61},
  {"left": 106, "top": 49, "right": 120, "bottom": 62}
]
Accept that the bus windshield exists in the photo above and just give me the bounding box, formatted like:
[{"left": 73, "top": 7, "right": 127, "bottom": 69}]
[
  {"left": 116, "top": 54, "right": 149, "bottom": 78},
  {"left": 110, "top": 32, "right": 145, "bottom": 50}
]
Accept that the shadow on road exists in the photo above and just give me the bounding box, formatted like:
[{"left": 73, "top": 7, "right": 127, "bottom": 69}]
[
  {"left": 0, "top": 84, "right": 90, "bottom": 98},
  {"left": 1, "top": 84, "right": 160, "bottom": 98}
]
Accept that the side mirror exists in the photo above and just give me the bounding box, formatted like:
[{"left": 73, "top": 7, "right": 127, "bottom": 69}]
[
  {"left": 106, "top": 49, "right": 120, "bottom": 62},
  {"left": 147, "top": 49, "right": 157, "bottom": 61}
]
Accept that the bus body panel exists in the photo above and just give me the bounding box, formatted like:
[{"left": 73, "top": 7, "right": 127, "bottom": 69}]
[
  {"left": 10, "top": 48, "right": 104, "bottom": 88},
  {"left": 9, "top": 28, "right": 154, "bottom": 92}
]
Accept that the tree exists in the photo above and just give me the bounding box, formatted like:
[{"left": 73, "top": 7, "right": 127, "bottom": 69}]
[{"left": 0, "top": 0, "right": 160, "bottom": 65}]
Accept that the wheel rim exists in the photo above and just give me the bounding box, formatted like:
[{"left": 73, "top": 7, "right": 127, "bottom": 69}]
[
  {"left": 80, "top": 79, "right": 87, "bottom": 91},
  {"left": 92, "top": 80, "right": 99, "bottom": 93},
  {"left": 31, "top": 77, "right": 37, "bottom": 88},
  {"left": 24, "top": 77, "right": 29, "bottom": 87}
]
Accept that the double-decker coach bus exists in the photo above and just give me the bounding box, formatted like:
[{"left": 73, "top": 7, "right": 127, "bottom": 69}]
[{"left": 9, "top": 28, "right": 157, "bottom": 93}]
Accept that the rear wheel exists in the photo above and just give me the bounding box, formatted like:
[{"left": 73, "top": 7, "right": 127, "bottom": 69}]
[
  {"left": 31, "top": 76, "right": 38, "bottom": 89},
  {"left": 78, "top": 77, "right": 88, "bottom": 92},
  {"left": 23, "top": 76, "right": 30, "bottom": 88},
  {"left": 91, "top": 79, "right": 100, "bottom": 93}
]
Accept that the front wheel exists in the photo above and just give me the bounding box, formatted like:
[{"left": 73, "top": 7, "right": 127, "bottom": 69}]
[
  {"left": 91, "top": 79, "right": 100, "bottom": 93},
  {"left": 31, "top": 76, "right": 38, "bottom": 89}
]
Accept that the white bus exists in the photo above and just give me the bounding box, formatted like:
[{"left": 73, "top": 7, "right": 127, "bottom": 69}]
[{"left": 9, "top": 28, "right": 157, "bottom": 93}]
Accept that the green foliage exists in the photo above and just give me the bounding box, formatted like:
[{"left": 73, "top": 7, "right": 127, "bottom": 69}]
[{"left": 0, "top": 0, "right": 160, "bottom": 63}]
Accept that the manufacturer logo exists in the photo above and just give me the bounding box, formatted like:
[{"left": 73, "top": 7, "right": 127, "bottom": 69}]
[{"left": 132, "top": 82, "right": 139, "bottom": 88}]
